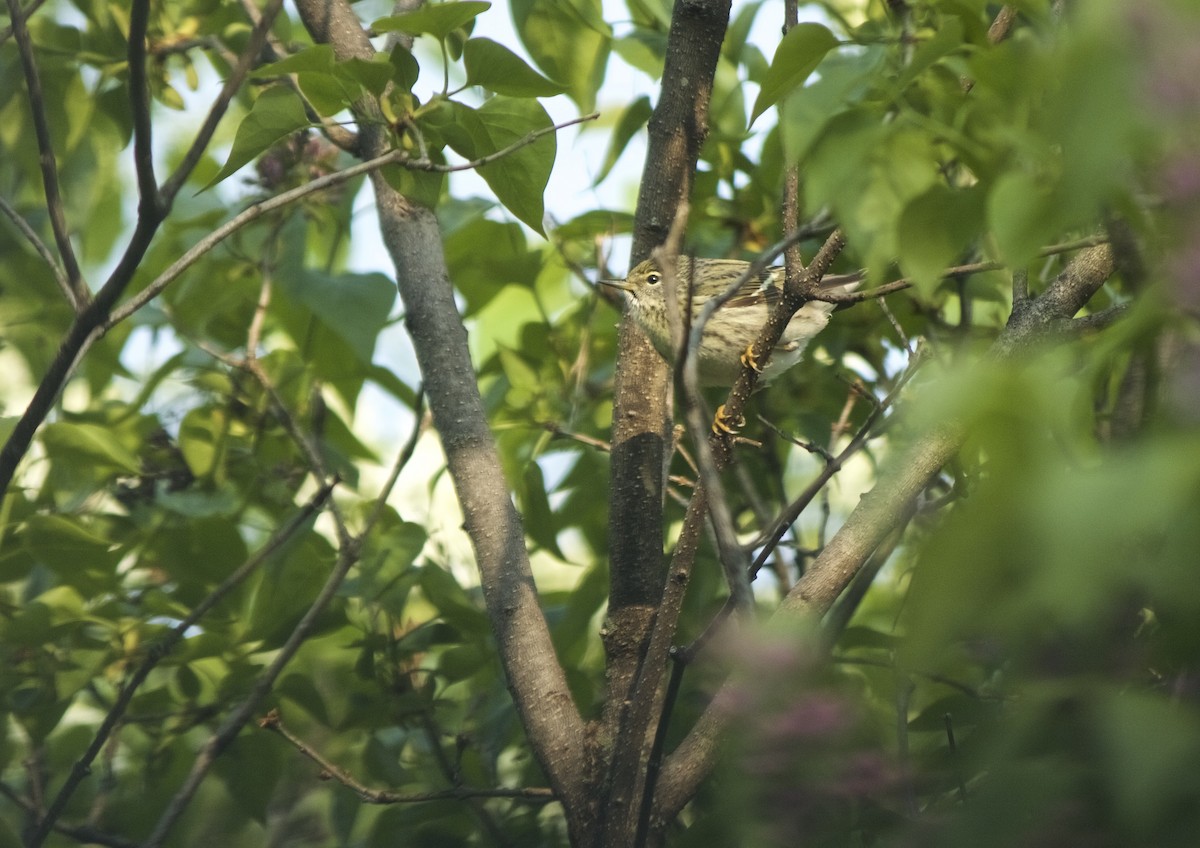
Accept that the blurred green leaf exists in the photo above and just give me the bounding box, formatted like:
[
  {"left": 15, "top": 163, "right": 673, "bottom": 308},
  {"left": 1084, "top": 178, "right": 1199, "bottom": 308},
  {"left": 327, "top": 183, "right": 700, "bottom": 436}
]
[
  {"left": 595, "top": 95, "right": 651, "bottom": 184},
  {"left": 41, "top": 421, "right": 140, "bottom": 475},
  {"left": 898, "top": 184, "right": 984, "bottom": 293},
  {"left": 751, "top": 23, "right": 839, "bottom": 124},
  {"left": 511, "top": 0, "right": 610, "bottom": 112}
]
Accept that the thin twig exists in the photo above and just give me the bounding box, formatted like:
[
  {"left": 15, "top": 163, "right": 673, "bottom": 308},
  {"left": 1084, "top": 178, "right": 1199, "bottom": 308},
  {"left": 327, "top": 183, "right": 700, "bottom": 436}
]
[
  {"left": 5, "top": 0, "right": 87, "bottom": 307},
  {"left": 813, "top": 235, "right": 1111, "bottom": 305},
  {"left": 749, "top": 346, "right": 928, "bottom": 565},
  {"left": 128, "top": 0, "right": 158, "bottom": 214},
  {"left": 987, "top": 5, "right": 1019, "bottom": 44},
  {"left": 242, "top": 356, "right": 352, "bottom": 544},
  {"left": 243, "top": 220, "right": 286, "bottom": 363},
  {"left": 1069, "top": 302, "right": 1130, "bottom": 333},
  {"left": 710, "top": 230, "right": 850, "bottom": 472},
  {"left": 0, "top": 0, "right": 49, "bottom": 45},
  {"left": 0, "top": 193, "right": 71, "bottom": 300},
  {"left": 543, "top": 422, "right": 611, "bottom": 453},
  {"left": 0, "top": 782, "right": 138, "bottom": 848},
  {"left": 364, "top": 388, "right": 426, "bottom": 535},
  {"left": 259, "top": 711, "right": 555, "bottom": 804}
]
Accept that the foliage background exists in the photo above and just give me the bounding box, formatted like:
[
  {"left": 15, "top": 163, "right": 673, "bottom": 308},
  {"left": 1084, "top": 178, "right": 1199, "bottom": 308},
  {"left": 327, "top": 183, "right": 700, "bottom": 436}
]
[{"left": 2, "top": 0, "right": 1200, "bottom": 846}]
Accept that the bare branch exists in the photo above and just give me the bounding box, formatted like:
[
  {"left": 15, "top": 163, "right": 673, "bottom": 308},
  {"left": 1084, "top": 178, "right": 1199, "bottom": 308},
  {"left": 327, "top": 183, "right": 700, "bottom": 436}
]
[
  {"left": 987, "top": 5, "right": 1019, "bottom": 44},
  {"left": 602, "top": 3, "right": 736, "bottom": 843},
  {"left": 707, "top": 229, "right": 849, "bottom": 472},
  {"left": 749, "top": 347, "right": 928, "bottom": 570},
  {"left": 110, "top": 112, "right": 596, "bottom": 330},
  {"left": 128, "top": 0, "right": 158, "bottom": 212},
  {"left": 364, "top": 388, "right": 427, "bottom": 535}
]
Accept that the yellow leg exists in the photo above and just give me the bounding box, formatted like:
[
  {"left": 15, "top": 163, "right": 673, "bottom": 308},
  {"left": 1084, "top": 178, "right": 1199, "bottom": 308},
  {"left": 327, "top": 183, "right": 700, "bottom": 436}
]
[
  {"left": 740, "top": 343, "right": 763, "bottom": 373},
  {"left": 711, "top": 404, "right": 746, "bottom": 435}
]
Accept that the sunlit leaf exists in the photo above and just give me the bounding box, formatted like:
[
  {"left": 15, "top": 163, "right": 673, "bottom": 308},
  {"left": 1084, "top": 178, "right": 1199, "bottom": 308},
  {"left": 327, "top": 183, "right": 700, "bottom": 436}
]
[
  {"left": 511, "top": 0, "right": 610, "bottom": 112},
  {"left": 750, "top": 22, "right": 839, "bottom": 124},
  {"left": 373, "top": 1, "right": 491, "bottom": 39}
]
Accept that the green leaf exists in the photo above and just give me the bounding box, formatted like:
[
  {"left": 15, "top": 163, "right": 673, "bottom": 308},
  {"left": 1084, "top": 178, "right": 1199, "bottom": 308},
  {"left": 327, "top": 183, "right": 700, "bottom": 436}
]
[
  {"left": 511, "top": 0, "right": 611, "bottom": 112},
  {"left": 178, "top": 406, "right": 227, "bottom": 480},
  {"left": 25, "top": 515, "right": 121, "bottom": 580},
  {"left": 388, "top": 43, "right": 421, "bottom": 91},
  {"left": 552, "top": 209, "right": 634, "bottom": 240},
  {"left": 275, "top": 270, "right": 396, "bottom": 365},
  {"left": 446, "top": 217, "right": 539, "bottom": 315},
  {"left": 780, "top": 49, "right": 879, "bottom": 163},
  {"left": 254, "top": 44, "right": 393, "bottom": 111},
  {"left": 988, "top": 169, "right": 1060, "bottom": 267},
  {"left": 418, "top": 565, "right": 490, "bottom": 635},
  {"left": 295, "top": 70, "right": 362, "bottom": 118},
  {"left": 341, "top": 56, "right": 395, "bottom": 98},
  {"left": 463, "top": 37, "right": 565, "bottom": 97},
  {"left": 595, "top": 95, "right": 651, "bottom": 184},
  {"left": 518, "top": 462, "right": 564, "bottom": 558},
  {"left": 147, "top": 516, "right": 249, "bottom": 589},
  {"left": 898, "top": 184, "right": 984, "bottom": 294},
  {"left": 751, "top": 22, "right": 839, "bottom": 124},
  {"left": 251, "top": 43, "right": 337, "bottom": 77},
  {"left": 373, "top": 1, "right": 491, "bottom": 39},
  {"left": 41, "top": 421, "right": 140, "bottom": 475},
  {"left": 382, "top": 161, "right": 445, "bottom": 210},
  {"left": 207, "top": 87, "right": 309, "bottom": 188},
  {"left": 472, "top": 97, "right": 555, "bottom": 234}
]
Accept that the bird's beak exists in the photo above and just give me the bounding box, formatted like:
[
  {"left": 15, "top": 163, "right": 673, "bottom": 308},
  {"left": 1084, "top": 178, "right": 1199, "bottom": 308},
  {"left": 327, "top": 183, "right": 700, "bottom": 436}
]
[{"left": 598, "top": 278, "right": 635, "bottom": 293}]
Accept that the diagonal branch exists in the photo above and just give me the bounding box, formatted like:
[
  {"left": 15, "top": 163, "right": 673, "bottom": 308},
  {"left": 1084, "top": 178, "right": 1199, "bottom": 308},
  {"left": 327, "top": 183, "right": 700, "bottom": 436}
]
[
  {"left": 0, "top": 193, "right": 70, "bottom": 300},
  {"left": 0, "top": 0, "right": 48, "bottom": 45},
  {"left": 142, "top": 532, "right": 362, "bottom": 848},
  {"left": 5, "top": 0, "right": 87, "bottom": 308},
  {"left": 128, "top": 0, "right": 157, "bottom": 213},
  {"left": 261, "top": 711, "right": 555, "bottom": 804},
  {"left": 708, "top": 229, "right": 849, "bottom": 468}
]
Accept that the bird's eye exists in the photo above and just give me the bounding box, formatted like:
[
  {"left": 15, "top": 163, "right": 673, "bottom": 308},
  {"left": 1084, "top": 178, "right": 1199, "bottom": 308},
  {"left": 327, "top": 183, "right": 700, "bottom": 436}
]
[{"left": 646, "top": 272, "right": 661, "bottom": 285}]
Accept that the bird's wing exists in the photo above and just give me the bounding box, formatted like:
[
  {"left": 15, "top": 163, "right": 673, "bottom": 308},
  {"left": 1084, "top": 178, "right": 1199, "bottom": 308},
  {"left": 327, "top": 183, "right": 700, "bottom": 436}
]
[{"left": 724, "top": 267, "right": 864, "bottom": 308}]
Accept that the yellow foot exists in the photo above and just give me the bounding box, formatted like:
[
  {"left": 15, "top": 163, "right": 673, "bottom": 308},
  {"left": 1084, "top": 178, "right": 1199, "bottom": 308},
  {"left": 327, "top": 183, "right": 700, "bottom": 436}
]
[
  {"left": 739, "top": 343, "right": 763, "bottom": 373},
  {"left": 711, "top": 404, "right": 747, "bottom": 436}
]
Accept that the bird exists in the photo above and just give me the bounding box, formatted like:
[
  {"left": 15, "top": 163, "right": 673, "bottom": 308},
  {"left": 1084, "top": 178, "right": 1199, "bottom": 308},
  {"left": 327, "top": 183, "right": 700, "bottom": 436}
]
[{"left": 601, "top": 256, "right": 861, "bottom": 387}]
